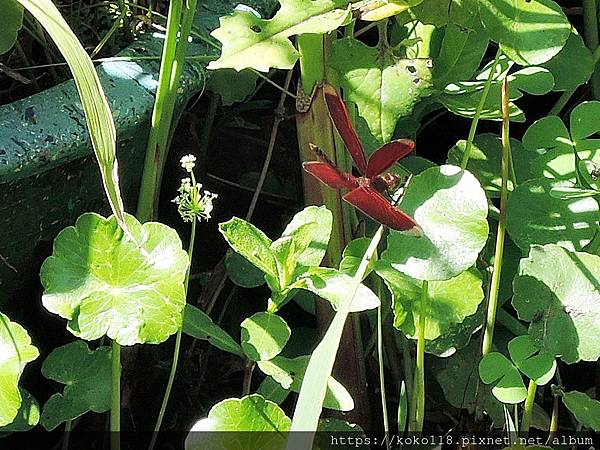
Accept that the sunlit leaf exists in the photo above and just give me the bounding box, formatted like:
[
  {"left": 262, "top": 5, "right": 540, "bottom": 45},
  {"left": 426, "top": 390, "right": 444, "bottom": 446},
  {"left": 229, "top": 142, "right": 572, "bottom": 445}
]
[
  {"left": 241, "top": 312, "right": 291, "bottom": 361},
  {"left": 280, "top": 206, "right": 332, "bottom": 268},
  {"left": 541, "top": 32, "right": 593, "bottom": 92},
  {"left": 479, "top": 353, "right": 527, "bottom": 404},
  {"left": 508, "top": 335, "right": 556, "bottom": 385},
  {"left": 0, "top": 389, "right": 39, "bottom": 432}
]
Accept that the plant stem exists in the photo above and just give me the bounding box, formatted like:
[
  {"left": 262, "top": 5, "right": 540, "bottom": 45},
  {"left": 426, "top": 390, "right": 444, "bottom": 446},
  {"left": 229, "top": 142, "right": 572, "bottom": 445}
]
[
  {"left": 62, "top": 419, "right": 71, "bottom": 450},
  {"left": 377, "top": 302, "right": 390, "bottom": 450},
  {"left": 583, "top": 0, "right": 600, "bottom": 99},
  {"left": 460, "top": 48, "right": 503, "bottom": 169},
  {"left": 546, "top": 394, "right": 559, "bottom": 445},
  {"left": 111, "top": 341, "right": 121, "bottom": 450},
  {"left": 399, "top": 333, "right": 414, "bottom": 402},
  {"left": 149, "top": 217, "right": 197, "bottom": 450},
  {"left": 410, "top": 280, "right": 428, "bottom": 433},
  {"left": 521, "top": 380, "right": 538, "bottom": 435},
  {"left": 242, "top": 360, "right": 256, "bottom": 395}
]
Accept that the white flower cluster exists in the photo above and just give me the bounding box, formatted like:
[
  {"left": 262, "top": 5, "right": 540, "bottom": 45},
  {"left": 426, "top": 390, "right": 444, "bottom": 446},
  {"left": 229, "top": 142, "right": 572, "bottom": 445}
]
[
  {"left": 180, "top": 154, "right": 196, "bottom": 173},
  {"left": 173, "top": 155, "right": 217, "bottom": 222}
]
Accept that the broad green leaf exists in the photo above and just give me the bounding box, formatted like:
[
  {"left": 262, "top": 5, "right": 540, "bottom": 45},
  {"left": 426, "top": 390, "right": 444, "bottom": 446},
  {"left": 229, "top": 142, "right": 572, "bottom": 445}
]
[
  {"left": 241, "top": 312, "right": 290, "bottom": 361},
  {"left": 208, "top": 0, "right": 353, "bottom": 71},
  {"left": 507, "top": 335, "right": 556, "bottom": 385},
  {"left": 376, "top": 262, "right": 484, "bottom": 341},
  {"left": 18, "top": 0, "right": 126, "bottom": 227},
  {"left": 207, "top": 69, "right": 258, "bottom": 105},
  {"left": 256, "top": 376, "right": 290, "bottom": 405},
  {"left": 291, "top": 267, "right": 380, "bottom": 312},
  {"left": 413, "top": 0, "right": 483, "bottom": 30},
  {"left": 448, "top": 134, "right": 532, "bottom": 197},
  {"left": 0, "top": 0, "right": 23, "bottom": 54},
  {"left": 280, "top": 206, "right": 332, "bottom": 268},
  {"left": 0, "top": 389, "right": 39, "bottom": 432},
  {"left": 329, "top": 37, "right": 433, "bottom": 143},
  {"left": 562, "top": 391, "right": 600, "bottom": 432},
  {"left": 339, "top": 238, "right": 375, "bottom": 278},
  {"left": 185, "top": 394, "right": 290, "bottom": 450},
  {"left": 257, "top": 356, "right": 354, "bottom": 411},
  {"left": 383, "top": 165, "right": 489, "bottom": 281},
  {"left": 434, "top": 24, "right": 489, "bottom": 88},
  {"left": 219, "top": 217, "right": 278, "bottom": 280},
  {"left": 424, "top": 303, "right": 484, "bottom": 357},
  {"left": 570, "top": 101, "right": 600, "bottom": 141},
  {"left": 506, "top": 178, "right": 599, "bottom": 252},
  {"left": 183, "top": 304, "right": 244, "bottom": 357},
  {"left": 225, "top": 251, "right": 265, "bottom": 288},
  {"left": 542, "top": 32, "right": 593, "bottom": 92},
  {"left": 479, "top": 0, "right": 570, "bottom": 66},
  {"left": 40, "top": 341, "right": 111, "bottom": 431},
  {"left": 357, "top": 0, "right": 423, "bottom": 21},
  {"left": 513, "top": 244, "right": 600, "bottom": 363},
  {"left": 479, "top": 353, "right": 527, "bottom": 404},
  {"left": 40, "top": 213, "right": 189, "bottom": 345},
  {"left": 0, "top": 313, "right": 39, "bottom": 427},
  {"left": 522, "top": 116, "right": 571, "bottom": 156}
]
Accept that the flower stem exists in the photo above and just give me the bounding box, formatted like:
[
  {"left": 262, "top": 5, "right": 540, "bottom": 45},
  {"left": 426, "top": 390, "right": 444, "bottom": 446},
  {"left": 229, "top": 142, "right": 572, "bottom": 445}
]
[
  {"left": 461, "top": 48, "right": 503, "bottom": 170},
  {"left": 111, "top": 341, "right": 121, "bottom": 450},
  {"left": 521, "top": 380, "right": 538, "bottom": 435},
  {"left": 410, "top": 280, "right": 428, "bottom": 432},
  {"left": 377, "top": 301, "right": 390, "bottom": 449}
]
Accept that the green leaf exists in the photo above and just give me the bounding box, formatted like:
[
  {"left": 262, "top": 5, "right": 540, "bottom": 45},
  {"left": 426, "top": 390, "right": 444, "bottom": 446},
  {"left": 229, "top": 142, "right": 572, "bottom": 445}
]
[
  {"left": 479, "top": 353, "right": 527, "bottom": 404},
  {"left": 562, "top": 391, "right": 600, "bottom": 432},
  {"left": 329, "top": 37, "right": 433, "bottom": 144},
  {"left": 185, "top": 394, "right": 290, "bottom": 450},
  {"left": 397, "top": 381, "right": 408, "bottom": 434},
  {"left": 207, "top": 69, "right": 258, "bottom": 105},
  {"left": 383, "top": 165, "right": 489, "bottom": 281},
  {"left": 513, "top": 244, "right": 600, "bottom": 363},
  {"left": 0, "top": 0, "right": 23, "bottom": 54},
  {"left": 225, "top": 251, "right": 266, "bottom": 288},
  {"left": 541, "top": 32, "right": 593, "bottom": 92},
  {"left": 219, "top": 217, "right": 278, "bottom": 280},
  {"left": 18, "top": 0, "right": 126, "bottom": 227},
  {"left": 448, "top": 133, "right": 532, "bottom": 197},
  {"left": 434, "top": 24, "right": 489, "bottom": 88},
  {"left": 241, "top": 312, "right": 290, "bottom": 361},
  {"left": 256, "top": 376, "right": 290, "bottom": 405},
  {"left": 357, "top": 0, "right": 424, "bottom": 21},
  {"left": 0, "top": 313, "right": 39, "bottom": 427},
  {"left": 339, "top": 238, "right": 375, "bottom": 278},
  {"left": 208, "top": 0, "right": 353, "bottom": 72},
  {"left": 280, "top": 206, "right": 332, "bottom": 268},
  {"left": 376, "top": 262, "right": 484, "bottom": 341},
  {"left": 291, "top": 267, "right": 380, "bottom": 312},
  {"left": 40, "top": 213, "right": 189, "bottom": 345},
  {"left": 183, "top": 304, "right": 244, "bottom": 357},
  {"left": 506, "top": 178, "right": 599, "bottom": 252},
  {"left": 479, "top": 0, "right": 570, "bottom": 66},
  {"left": 0, "top": 389, "right": 39, "bottom": 432},
  {"left": 257, "top": 356, "right": 354, "bottom": 411},
  {"left": 40, "top": 341, "right": 111, "bottom": 431},
  {"left": 413, "top": 0, "right": 483, "bottom": 30},
  {"left": 424, "top": 303, "right": 484, "bottom": 357},
  {"left": 507, "top": 335, "right": 556, "bottom": 385}
]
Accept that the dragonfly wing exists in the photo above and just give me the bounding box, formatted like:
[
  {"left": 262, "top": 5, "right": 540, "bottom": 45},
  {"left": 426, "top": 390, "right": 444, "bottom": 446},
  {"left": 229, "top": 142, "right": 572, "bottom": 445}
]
[
  {"left": 303, "top": 161, "right": 358, "bottom": 190},
  {"left": 323, "top": 84, "right": 368, "bottom": 175},
  {"left": 366, "top": 139, "right": 415, "bottom": 178},
  {"left": 343, "top": 186, "right": 422, "bottom": 235}
]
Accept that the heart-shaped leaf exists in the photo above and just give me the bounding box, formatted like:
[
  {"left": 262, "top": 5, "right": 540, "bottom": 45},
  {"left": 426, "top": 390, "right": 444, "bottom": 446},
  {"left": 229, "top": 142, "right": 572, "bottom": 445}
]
[
  {"left": 376, "top": 262, "right": 484, "bottom": 341},
  {"left": 508, "top": 335, "right": 556, "bottom": 385},
  {"left": 40, "top": 341, "right": 111, "bottom": 431},
  {"left": 562, "top": 391, "right": 600, "bottom": 432},
  {"left": 0, "top": 313, "right": 39, "bottom": 427},
  {"left": 479, "top": 353, "right": 527, "bottom": 404},
  {"left": 207, "top": 69, "right": 258, "bottom": 105},
  {"left": 541, "top": 32, "right": 593, "bottom": 92},
  {"left": 40, "top": 213, "right": 189, "bottom": 345},
  {"left": 183, "top": 304, "right": 243, "bottom": 357},
  {"left": 241, "top": 312, "right": 291, "bottom": 361},
  {"left": 329, "top": 37, "right": 433, "bottom": 144},
  {"left": 506, "top": 178, "right": 599, "bottom": 252},
  {"left": 257, "top": 355, "right": 354, "bottom": 411},
  {"left": 383, "top": 165, "right": 489, "bottom": 281},
  {"left": 513, "top": 244, "right": 600, "bottom": 363},
  {"left": 0, "top": 0, "right": 23, "bottom": 54},
  {"left": 479, "top": 0, "right": 570, "bottom": 66}
]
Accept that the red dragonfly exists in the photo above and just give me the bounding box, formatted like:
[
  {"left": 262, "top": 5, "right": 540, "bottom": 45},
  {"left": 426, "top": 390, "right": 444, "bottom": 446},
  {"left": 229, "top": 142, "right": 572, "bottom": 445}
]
[{"left": 303, "top": 85, "right": 422, "bottom": 237}]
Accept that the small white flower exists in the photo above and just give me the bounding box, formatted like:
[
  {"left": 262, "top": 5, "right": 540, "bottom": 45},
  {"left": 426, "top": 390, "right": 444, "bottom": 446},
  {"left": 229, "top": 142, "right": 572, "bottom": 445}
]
[
  {"left": 173, "top": 178, "right": 218, "bottom": 223},
  {"left": 180, "top": 154, "right": 197, "bottom": 173}
]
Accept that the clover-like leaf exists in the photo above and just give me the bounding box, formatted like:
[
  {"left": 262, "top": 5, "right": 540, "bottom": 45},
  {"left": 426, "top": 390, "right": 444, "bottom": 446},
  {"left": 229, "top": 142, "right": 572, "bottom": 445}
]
[
  {"left": 506, "top": 178, "right": 599, "bottom": 252},
  {"left": 0, "top": 0, "right": 23, "bottom": 54},
  {"left": 508, "top": 335, "right": 556, "bottom": 385},
  {"left": 183, "top": 304, "right": 243, "bottom": 357},
  {"left": 376, "top": 261, "right": 484, "bottom": 341},
  {"left": 0, "top": 389, "right": 39, "bottom": 432},
  {"left": 291, "top": 267, "right": 380, "bottom": 312},
  {"left": 257, "top": 355, "right": 353, "bottom": 411},
  {"left": 541, "top": 32, "right": 593, "bottom": 92},
  {"left": 513, "top": 244, "right": 600, "bottom": 363},
  {"left": 40, "top": 341, "right": 111, "bottom": 431},
  {"left": 40, "top": 213, "right": 189, "bottom": 345},
  {"left": 479, "top": 0, "right": 570, "bottom": 66},
  {"left": 329, "top": 37, "right": 433, "bottom": 144},
  {"left": 208, "top": 0, "right": 352, "bottom": 72},
  {"left": 479, "top": 353, "right": 527, "bottom": 404},
  {"left": 562, "top": 391, "right": 600, "bottom": 432},
  {"left": 383, "top": 165, "right": 489, "bottom": 281},
  {"left": 0, "top": 313, "right": 39, "bottom": 427},
  {"left": 185, "top": 394, "right": 290, "bottom": 450},
  {"left": 241, "top": 312, "right": 291, "bottom": 361}
]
